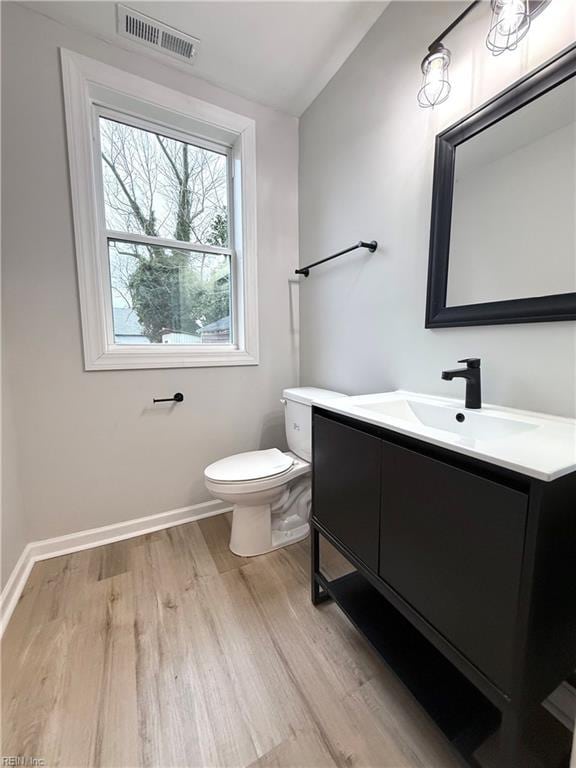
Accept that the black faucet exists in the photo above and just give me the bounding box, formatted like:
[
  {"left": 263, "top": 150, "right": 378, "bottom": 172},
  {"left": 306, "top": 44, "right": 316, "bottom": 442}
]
[{"left": 441, "top": 358, "right": 482, "bottom": 409}]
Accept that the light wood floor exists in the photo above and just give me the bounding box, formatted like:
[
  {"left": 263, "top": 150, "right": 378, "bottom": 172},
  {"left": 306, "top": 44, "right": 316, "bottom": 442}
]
[{"left": 2, "top": 514, "right": 465, "bottom": 768}]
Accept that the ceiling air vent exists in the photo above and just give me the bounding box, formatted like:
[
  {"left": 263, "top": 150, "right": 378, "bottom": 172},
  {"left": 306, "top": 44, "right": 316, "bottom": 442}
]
[{"left": 117, "top": 5, "right": 200, "bottom": 64}]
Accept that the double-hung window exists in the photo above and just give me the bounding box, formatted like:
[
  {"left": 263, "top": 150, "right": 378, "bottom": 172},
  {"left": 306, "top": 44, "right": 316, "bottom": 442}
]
[
  {"left": 100, "top": 112, "right": 233, "bottom": 347},
  {"left": 62, "top": 50, "right": 258, "bottom": 369}
]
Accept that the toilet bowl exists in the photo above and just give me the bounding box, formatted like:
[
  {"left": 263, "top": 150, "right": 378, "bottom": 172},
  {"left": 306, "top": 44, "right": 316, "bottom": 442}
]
[{"left": 204, "top": 387, "right": 346, "bottom": 556}]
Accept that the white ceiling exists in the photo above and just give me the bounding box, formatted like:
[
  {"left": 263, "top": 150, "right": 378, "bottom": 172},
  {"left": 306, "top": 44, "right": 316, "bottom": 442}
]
[{"left": 23, "top": 1, "right": 388, "bottom": 115}]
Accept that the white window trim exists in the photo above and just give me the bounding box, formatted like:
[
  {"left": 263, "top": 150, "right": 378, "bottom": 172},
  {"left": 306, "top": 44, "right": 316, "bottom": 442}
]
[{"left": 61, "top": 49, "right": 259, "bottom": 370}]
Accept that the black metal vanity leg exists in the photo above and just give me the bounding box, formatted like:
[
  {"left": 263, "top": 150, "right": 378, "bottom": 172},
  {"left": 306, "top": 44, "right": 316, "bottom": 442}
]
[
  {"left": 311, "top": 525, "right": 331, "bottom": 606},
  {"left": 311, "top": 525, "right": 321, "bottom": 604},
  {"left": 497, "top": 709, "right": 535, "bottom": 768}
]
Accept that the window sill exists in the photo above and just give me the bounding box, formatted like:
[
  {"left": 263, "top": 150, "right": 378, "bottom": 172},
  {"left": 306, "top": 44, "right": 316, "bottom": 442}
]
[{"left": 85, "top": 346, "right": 259, "bottom": 370}]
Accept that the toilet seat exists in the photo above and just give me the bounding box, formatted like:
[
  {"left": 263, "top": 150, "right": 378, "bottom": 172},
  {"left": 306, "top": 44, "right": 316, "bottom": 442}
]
[
  {"left": 205, "top": 448, "right": 294, "bottom": 483},
  {"left": 205, "top": 451, "right": 310, "bottom": 496}
]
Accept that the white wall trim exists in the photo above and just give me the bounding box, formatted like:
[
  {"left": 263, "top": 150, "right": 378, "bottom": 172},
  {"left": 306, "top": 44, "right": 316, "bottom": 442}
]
[
  {"left": 60, "top": 48, "right": 259, "bottom": 370},
  {"left": 0, "top": 548, "right": 36, "bottom": 638},
  {"left": 0, "top": 498, "right": 231, "bottom": 636}
]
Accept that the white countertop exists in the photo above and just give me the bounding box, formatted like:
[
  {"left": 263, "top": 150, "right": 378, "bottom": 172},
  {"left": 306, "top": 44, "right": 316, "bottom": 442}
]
[{"left": 313, "top": 390, "right": 576, "bottom": 482}]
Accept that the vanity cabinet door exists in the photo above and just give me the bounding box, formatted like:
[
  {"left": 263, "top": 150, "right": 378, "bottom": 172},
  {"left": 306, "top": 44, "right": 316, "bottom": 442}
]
[
  {"left": 379, "top": 440, "right": 527, "bottom": 693},
  {"left": 313, "top": 415, "right": 381, "bottom": 571}
]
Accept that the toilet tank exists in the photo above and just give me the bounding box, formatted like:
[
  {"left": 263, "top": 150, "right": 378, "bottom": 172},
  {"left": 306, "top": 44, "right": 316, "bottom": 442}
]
[{"left": 282, "top": 387, "right": 346, "bottom": 462}]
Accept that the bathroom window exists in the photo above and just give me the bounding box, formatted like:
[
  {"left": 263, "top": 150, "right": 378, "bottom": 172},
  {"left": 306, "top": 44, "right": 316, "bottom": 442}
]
[
  {"left": 62, "top": 50, "right": 258, "bottom": 369},
  {"left": 101, "top": 115, "right": 233, "bottom": 347}
]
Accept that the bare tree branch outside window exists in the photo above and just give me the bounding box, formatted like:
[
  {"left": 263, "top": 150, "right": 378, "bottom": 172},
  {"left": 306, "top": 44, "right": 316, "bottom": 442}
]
[{"left": 99, "top": 117, "right": 231, "bottom": 344}]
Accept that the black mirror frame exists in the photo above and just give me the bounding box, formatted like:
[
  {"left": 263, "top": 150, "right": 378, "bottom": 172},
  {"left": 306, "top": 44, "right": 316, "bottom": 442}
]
[{"left": 425, "top": 43, "right": 576, "bottom": 329}]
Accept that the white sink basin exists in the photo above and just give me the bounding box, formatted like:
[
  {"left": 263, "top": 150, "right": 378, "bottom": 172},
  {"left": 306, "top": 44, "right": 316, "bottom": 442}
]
[
  {"left": 313, "top": 390, "right": 576, "bottom": 481},
  {"left": 358, "top": 397, "right": 537, "bottom": 442}
]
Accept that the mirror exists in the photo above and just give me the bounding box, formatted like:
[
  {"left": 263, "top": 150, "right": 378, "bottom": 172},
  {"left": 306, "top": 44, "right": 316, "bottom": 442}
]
[
  {"left": 448, "top": 78, "right": 575, "bottom": 306},
  {"left": 426, "top": 45, "right": 576, "bottom": 328}
]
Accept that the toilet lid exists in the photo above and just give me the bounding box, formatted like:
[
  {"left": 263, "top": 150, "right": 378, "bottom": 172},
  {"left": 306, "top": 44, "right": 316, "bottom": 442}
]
[{"left": 205, "top": 449, "right": 294, "bottom": 483}]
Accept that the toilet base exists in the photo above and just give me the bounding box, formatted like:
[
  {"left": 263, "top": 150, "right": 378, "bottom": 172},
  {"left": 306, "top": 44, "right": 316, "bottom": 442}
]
[
  {"left": 204, "top": 460, "right": 312, "bottom": 558},
  {"left": 230, "top": 509, "right": 309, "bottom": 557},
  {"left": 229, "top": 475, "right": 311, "bottom": 557}
]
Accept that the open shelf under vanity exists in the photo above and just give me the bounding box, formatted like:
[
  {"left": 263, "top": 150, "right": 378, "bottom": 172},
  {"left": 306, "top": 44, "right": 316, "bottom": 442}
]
[{"left": 318, "top": 566, "right": 500, "bottom": 759}]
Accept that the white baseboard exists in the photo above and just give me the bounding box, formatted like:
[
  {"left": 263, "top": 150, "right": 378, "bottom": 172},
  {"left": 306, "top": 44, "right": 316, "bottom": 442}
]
[
  {"left": 0, "top": 547, "right": 36, "bottom": 637},
  {"left": 1, "top": 499, "right": 232, "bottom": 635}
]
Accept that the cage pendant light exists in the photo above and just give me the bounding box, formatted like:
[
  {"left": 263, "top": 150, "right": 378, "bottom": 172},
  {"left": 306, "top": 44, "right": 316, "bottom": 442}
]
[
  {"left": 486, "top": 0, "right": 553, "bottom": 55},
  {"left": 416, "top": 0, "right": 553, "bottom": 108},
  {"left": 417, "top": 44, "right": 452, "bottom": 109},
  {"left": 486, "top": 0, "right": 530, "bottom": 54}
]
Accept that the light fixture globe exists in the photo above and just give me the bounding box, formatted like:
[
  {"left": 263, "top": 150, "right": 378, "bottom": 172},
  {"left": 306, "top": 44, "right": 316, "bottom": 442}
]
[
  {"left": 417, "top": 44, "right": 451, "bottom": 109},
  {"left": 486, "top": 0, "right": 552, "bottom": 55}
]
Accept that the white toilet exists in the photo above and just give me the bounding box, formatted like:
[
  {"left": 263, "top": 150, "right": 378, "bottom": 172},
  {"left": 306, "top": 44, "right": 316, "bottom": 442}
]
[{"left": 204, "top": 387, "right": 346, "bottom": 556}]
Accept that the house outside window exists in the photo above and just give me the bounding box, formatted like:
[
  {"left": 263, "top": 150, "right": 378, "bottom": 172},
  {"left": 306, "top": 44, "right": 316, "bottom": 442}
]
[{"left": 62, "top": 50, "right": 258, "bottom": 370}]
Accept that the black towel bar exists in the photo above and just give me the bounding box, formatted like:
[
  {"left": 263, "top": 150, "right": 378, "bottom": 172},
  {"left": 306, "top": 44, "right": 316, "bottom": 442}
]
[{"left": 295, "top": 240, "right": 377, "bottom": 277}]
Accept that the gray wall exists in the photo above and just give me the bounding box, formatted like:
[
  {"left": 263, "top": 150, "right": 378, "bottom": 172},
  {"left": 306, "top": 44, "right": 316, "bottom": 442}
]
[
  {"left": 2, "top": 2, "right": 299, "bottom": 568},
  {"left": 299, "top": 0, "right": 576, "bottom": 417}
]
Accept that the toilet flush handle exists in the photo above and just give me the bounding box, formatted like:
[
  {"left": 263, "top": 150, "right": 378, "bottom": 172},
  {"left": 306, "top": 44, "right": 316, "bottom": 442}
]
[{"left": 280, "top": 398, "right": 287, "bottom": 405}]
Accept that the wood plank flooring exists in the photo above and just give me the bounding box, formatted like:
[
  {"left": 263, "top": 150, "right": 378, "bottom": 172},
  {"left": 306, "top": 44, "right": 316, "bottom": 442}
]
[{"left": 2, "top": 515, "right": 465, "bottom": 768}]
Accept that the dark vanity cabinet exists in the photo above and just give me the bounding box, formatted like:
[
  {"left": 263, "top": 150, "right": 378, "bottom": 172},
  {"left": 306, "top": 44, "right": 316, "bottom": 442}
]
[
  {"left": 379, "top": 440, "right": 527, "bottom": 695},
  {"left": 311, "top": 408, "right": 576, "bottom": 768},
  {"left": 313, "top": 415, "right": 381, "bottom": 571}
]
